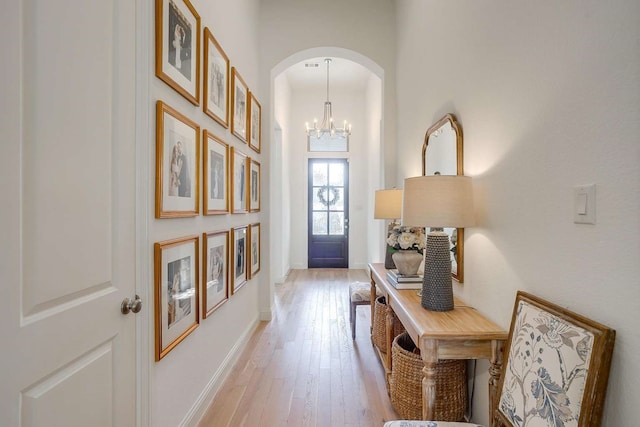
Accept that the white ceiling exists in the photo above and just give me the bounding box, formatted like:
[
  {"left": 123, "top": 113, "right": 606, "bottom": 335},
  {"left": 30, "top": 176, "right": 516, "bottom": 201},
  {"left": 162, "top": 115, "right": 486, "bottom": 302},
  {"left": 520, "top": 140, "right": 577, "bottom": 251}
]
[{"left": 283, "top": 57, "right": 372, "bottom": 91}]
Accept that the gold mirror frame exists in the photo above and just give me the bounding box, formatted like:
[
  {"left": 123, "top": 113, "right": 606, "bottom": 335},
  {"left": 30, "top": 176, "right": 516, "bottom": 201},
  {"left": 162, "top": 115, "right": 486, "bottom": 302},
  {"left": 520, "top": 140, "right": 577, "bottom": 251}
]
[{"left": 421, "top": 113, "right": 465, "bottom": 282}]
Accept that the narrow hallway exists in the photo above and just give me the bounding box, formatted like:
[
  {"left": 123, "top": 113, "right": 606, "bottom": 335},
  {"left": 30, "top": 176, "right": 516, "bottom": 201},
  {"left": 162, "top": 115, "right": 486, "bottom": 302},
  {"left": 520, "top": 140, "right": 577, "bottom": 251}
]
[{"left": 198, "top": 269, "right": 399, "bottom": 426}]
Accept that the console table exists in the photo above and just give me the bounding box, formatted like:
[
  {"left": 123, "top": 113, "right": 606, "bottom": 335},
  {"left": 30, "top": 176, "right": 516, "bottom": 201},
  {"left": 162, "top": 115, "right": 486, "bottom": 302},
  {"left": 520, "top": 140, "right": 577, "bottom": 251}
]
[{"left": 368, "top": 263, "right": 507, "bottom": 425}]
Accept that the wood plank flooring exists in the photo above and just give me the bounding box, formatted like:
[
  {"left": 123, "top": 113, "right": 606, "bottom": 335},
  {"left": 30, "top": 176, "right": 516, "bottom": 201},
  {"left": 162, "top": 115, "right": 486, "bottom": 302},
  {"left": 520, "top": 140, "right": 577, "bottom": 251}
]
[{"left": 198, "top": 269, "right": 400, "bottom": 427}]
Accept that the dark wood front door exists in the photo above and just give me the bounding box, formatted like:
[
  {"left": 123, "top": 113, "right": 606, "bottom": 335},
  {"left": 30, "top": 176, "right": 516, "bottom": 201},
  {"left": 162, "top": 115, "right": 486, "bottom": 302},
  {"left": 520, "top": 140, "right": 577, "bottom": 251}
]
[{"left": 308, "top": 158, "right": 349, "bottom": 268}]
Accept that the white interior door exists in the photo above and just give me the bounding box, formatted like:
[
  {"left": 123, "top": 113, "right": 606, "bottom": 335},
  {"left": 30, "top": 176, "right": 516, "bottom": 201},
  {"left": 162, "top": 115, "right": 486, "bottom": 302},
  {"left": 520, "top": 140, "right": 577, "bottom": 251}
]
[{"left": 0, "top": 1, "right": 137, "bottom": 426}]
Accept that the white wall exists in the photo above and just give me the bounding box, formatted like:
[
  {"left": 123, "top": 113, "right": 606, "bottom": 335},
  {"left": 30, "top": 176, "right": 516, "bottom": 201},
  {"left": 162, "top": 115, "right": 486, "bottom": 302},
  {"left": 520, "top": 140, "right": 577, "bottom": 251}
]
[
  {"left": 396, "top": 1, "right": 640, "bottom": 425},
  {"left": 148, "top": 0, "right": 264, "bottom": 425},
  {"left": 272, "top": 74, "right": 292, "bottom": 282}
]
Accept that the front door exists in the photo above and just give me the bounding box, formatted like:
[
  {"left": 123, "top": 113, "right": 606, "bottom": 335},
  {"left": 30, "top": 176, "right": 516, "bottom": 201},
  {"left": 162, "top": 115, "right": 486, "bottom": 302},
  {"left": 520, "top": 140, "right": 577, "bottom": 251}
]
[
  {"left": 0, "top": 1, "right": 137, "bottom": 425},
  {"left": 308, "top": 159, "right": 349, "bottom": 268}
]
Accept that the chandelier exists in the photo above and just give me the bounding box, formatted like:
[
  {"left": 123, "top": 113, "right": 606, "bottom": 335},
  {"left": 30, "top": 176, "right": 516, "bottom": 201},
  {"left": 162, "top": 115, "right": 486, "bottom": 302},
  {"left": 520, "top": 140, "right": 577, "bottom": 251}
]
[{"left": 305, "top": 58, "right": 352, "bottom": 138}]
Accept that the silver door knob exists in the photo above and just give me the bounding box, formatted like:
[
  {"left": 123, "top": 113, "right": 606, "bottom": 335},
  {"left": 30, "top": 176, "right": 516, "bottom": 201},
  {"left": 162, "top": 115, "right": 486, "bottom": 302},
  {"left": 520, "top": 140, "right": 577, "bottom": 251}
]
[{"left": 121, "top": 295, "right": 142, "bottom": 314}]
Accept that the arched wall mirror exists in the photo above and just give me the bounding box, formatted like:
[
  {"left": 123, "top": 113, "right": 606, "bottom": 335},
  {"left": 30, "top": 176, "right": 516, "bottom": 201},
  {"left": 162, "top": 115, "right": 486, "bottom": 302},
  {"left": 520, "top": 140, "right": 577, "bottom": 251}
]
[{"left": 421, "top": 113, "right": 465, "bottom": 282}]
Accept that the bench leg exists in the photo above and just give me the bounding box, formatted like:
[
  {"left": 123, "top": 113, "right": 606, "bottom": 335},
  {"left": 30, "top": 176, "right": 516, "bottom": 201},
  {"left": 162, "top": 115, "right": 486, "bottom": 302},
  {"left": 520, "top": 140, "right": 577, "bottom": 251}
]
[{"left": 350, "top": 301, "right": 356, "bottom": 339}]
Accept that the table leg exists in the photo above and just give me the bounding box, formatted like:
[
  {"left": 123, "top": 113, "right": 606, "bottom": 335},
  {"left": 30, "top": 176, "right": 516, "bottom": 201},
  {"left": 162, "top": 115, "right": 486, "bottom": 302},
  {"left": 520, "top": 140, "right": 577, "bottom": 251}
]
[
  {"left": 488, "top": 339, "right": 505, "bottom": 427},
  {"left": 384, "top": 303, "right": 394, "bottom": 391},
  {"left": 421, "top": 339, "right": 438, "bottom": 421},
  {"left": 370, "top": 275, "right": 376, "bottom": 337}
]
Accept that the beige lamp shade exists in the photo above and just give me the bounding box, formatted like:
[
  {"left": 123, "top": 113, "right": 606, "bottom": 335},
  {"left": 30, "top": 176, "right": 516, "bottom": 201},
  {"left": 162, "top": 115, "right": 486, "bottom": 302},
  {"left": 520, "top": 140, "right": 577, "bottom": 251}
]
[
  {"left": 374, "top": 189, "right": 403, "bottom": 219},
  {"left": 402, "top": 175, "right": 475, "bottom": 228}
]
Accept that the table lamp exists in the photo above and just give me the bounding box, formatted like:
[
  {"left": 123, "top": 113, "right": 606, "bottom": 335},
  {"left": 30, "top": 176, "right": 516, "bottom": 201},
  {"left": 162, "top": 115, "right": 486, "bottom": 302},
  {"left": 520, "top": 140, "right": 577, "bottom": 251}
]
[
  {"left": 402, "top": 175, "right": 474, "bottom": 311},
  {"left": 374, "top": 189, "right": 403, "bottom": 269}
]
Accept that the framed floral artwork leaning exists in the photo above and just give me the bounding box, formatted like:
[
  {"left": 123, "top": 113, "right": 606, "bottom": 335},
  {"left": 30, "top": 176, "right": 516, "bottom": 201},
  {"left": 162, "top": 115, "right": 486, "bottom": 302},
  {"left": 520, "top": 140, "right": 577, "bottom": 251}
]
[
  {"left": 203, "top": 27, "right": 229, "bottom": 127},
  {"left": 230, "top": 226, "right": 248, "bottom": 294},
  {"left": 230, "top": 67, "right": 248, "bottom": 143},
  {"left": 203, "top": 130, "right": 228, "bottom": 215},
  {"left": 230, "top": 147, "right": 248, "bottom": 213},
  {"left": 248, "top": 222, "right": 260, "bottom": 279},
  {"left": 249, "top": 159, "right": 260, "bottom": 212},
  {"left": 155, "top": 101, "right": 200, "bottom": 218},
  {"left": 496, "top": 291, "right": 615, "bottom": 427},
  {"left": 154, "top": 235, "right": 199, "bottom": 361},
  {"left": 248, "top": 92, "right": 261, "bottom": 152},
  {"left": 202, "top": 230, "right": 229, "bottom": 318},
  {"left": 155, "top": 0, "right": 200, "bottom": 105}
]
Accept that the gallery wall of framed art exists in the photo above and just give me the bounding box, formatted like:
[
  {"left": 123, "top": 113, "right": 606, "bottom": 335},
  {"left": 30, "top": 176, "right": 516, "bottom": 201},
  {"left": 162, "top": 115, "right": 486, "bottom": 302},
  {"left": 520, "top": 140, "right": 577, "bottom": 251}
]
[{"left": 152, "top": 0, "right": 265, "bottom": 365}]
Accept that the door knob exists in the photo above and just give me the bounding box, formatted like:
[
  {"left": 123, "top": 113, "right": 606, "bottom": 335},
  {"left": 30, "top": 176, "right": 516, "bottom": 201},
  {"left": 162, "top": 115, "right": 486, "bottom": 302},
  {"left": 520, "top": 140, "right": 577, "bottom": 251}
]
[{"left": 121, "top": 295, "right": 142, "bottom": 314}]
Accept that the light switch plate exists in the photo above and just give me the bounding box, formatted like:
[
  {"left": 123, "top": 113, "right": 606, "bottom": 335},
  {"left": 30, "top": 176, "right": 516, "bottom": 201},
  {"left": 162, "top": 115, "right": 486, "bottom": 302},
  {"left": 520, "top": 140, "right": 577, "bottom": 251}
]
[{"left": 574, "top": 184, "right": 596, "bottom": 224}]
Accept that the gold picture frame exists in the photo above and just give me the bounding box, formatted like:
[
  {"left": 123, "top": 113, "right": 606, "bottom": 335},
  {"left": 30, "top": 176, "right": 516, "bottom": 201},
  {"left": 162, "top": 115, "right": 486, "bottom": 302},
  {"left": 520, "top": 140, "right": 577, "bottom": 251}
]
[
  {"left": 203, "top": 27, "right": 229, "bottom": 127},
  {"left": 202, "top": 230, "right": 229, "bottom": 318},
  {"left": 248, "top": 92, "right": 261, "bottom": 152},
  {"left": 230, "top": 147, "right": 248, "bottom": 214},
  {"left": 154, "top": 235, "right": 200, "bottom": 361},
  {"left": 249, "top": 159, "right": 260, "bottom": 212},
  {"left": 155, "top": 0, "right": 201, "bottom": 105},
  {"left": 155, "top": 101, "right": 200, "bottom": 218},
  {"left": 231, "top": 225, "right": 248, "bottom": 294},
  {"left": 203, "top": 130, "right": 229, "bottom": 215},
  {"left": 230, "top": 67, "right": 249, "bottom": 143},
  {"left": 248, "top": 222, "right": 261, "bottom": 279}
]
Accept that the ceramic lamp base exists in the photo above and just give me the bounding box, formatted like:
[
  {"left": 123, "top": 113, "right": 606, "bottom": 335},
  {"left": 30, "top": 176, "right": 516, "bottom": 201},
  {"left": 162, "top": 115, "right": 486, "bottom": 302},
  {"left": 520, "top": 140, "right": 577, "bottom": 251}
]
[{"left": 421, "top": 231, "right": 454, "bottom": 311}]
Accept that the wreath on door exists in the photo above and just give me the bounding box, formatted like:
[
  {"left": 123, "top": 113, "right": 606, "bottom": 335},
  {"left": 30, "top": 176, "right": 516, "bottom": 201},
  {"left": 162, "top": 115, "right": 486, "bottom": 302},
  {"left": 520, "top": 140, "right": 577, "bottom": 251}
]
[{"left": 317, "top": 185, "right": 340, "bottom": 207}]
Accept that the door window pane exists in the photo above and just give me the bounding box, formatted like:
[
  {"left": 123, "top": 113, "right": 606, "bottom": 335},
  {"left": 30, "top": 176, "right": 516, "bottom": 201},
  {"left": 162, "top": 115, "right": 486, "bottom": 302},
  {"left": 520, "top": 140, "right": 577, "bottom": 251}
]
[
  {"left": 329, "top": 212, "right": 344, "bottom": 235},
  {"left": 312, "top": 212, "right": 328, "bottom": 235},
  {"left": 313, "top": 186, "right": 327, "bottom": 210},
  {"left": 329, "top": 188, "right": 344, "bottom": 211},
  {"left": 312, "top": 163, "right": 327, "bottom": 186},
  {"left": 329, "top": 163, "right": 344, "bottom": 186}
]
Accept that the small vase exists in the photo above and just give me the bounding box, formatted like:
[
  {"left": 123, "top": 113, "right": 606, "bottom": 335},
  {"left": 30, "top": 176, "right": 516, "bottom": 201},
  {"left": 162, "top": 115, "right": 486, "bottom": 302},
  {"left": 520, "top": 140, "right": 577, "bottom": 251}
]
[{"left": 391, "top": 250, "right": 423, "bottom": 276}]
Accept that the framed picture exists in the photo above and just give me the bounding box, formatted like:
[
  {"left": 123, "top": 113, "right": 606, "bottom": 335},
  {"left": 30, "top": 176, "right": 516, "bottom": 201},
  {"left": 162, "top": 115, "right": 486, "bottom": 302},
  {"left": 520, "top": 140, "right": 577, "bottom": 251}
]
[
  {"left": 202, "top": 230, "right": 229, "bottom": 318},
  {"left": 203, "top": 130, "right": 229, "bottom": 215},
  {"left": 496, "top": 291, "right": 615, "bottom": 427},
  {"left": 248, "top": 223, "right": 261, "bottom": 279},
  {"left": 230, "top": 147, "right": 248, "bottom": 213},
  {"left": 155, "top": 0, "right": 200, "bottom": 105},
  {"left": 154, "top": 235, "right": 199, "bottom": 361},
  {"left": 203, "top": 27, "right": 229, "bottom": 127},
  {"left": 231, "top": 226, "right": 248, "bottom": 294},
  {"left": 155, "top": 101, "right": 200, "bottom": 218},
  {"left": 230, "top": 67, "right": 248, "bottom": 143},
  {"left": 248, "top": 92, "right": 261, "bottom": 152},
  {"left": 249, "top": 159, "right": 261, "bottom": 212}
]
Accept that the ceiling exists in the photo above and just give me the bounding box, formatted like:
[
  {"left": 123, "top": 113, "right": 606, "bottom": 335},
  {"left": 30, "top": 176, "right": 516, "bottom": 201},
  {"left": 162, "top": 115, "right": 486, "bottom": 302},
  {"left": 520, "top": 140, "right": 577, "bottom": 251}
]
[{"left": 283, "top": 57, "right": 372, "bottom": 91}]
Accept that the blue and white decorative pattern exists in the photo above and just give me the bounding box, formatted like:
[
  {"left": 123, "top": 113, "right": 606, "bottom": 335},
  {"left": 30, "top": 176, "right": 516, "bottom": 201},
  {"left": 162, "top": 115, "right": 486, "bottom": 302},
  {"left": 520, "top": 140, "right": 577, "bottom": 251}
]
[{"left": 498, "top": 300, "right": 594, "bottom": 427}]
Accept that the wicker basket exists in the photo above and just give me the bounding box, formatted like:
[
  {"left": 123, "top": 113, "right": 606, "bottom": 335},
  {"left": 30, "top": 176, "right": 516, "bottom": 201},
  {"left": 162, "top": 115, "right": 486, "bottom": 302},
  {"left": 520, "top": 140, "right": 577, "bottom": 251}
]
[
  {"left": 372, "top": 296, "right": 405, "bottom": 354},
  {"left": 389, "top": 332, "right": 467, "bottom": 421}
]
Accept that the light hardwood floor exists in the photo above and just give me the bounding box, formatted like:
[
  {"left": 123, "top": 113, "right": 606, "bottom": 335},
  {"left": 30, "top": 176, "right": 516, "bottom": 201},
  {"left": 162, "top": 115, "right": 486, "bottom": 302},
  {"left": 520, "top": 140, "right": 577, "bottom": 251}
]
[{"left": 198, "top": 268, "right": 400, "bottom": 427}]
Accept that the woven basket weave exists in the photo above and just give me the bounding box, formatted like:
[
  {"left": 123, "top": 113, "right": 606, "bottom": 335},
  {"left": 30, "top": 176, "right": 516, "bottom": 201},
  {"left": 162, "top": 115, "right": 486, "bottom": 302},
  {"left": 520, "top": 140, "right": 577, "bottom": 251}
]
[
  {"left": 372, "top": 296, "right": 405, "bottom": 354},
  {"left": 389, "top": 332, "right": 467, "bottom": 421}
]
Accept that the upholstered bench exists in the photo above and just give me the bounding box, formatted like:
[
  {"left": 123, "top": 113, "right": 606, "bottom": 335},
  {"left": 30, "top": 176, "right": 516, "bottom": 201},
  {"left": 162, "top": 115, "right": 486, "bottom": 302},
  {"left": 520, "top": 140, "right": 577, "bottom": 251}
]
[{"left": 349, "top": 281, "right": 378, "bottom": 339}]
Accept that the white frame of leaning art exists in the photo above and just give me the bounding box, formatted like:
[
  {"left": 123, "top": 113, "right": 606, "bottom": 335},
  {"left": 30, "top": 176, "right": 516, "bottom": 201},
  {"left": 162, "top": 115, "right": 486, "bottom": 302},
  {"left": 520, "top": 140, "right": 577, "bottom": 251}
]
[
  {"left": 154, "top": 235, "right": 200, "bottom": 361},
  {"left": 203, "top": 130, "right": 229, "bottom": 215},
  {"left": 248, "top": 91, "right": 261, "bottom": 153},
  {"left": 155, "top": 0, "right": 201, "bottom": 105},
  {"left": 249, "top": 159, "right": 260, "bottom": 212},
  {"left": 203, "top": 27, "right": 229, "bottom": 127},
  {"left": 230, "top": 67, "right": 249, "bottom": 143},
  {"left": 230, "top": 226, "right": 248, "bottom": 294},
  {"left": 230, "top": 147, "right": 248, "bottom": 213},
  {"left": 155, "top": 101, "right": 200, "bottom": 218},
  {"left": 248, "top": 222, "right": 261, "bottom": 279},
  {"left": 202, "top": 230, "right": 229, "bottom": 318}
]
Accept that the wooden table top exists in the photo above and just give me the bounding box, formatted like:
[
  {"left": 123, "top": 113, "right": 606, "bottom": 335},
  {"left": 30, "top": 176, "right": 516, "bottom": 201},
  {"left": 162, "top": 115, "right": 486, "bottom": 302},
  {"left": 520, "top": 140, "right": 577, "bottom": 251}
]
[{"left": 369, "top": 263, "right": 507, "bottom": 342}]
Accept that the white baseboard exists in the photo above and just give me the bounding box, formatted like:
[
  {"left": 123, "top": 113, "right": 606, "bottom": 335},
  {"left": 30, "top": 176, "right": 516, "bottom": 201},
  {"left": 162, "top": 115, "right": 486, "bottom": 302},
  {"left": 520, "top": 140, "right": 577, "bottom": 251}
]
[
  {"left": 182, "top": 316, "right": 261, "bottom": 427},
  {"left": 260, "top": 304, "right": 273, "bottom": 321},
  {"left": 274, "top": 268, "right": 291, "bottom": 284}
]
